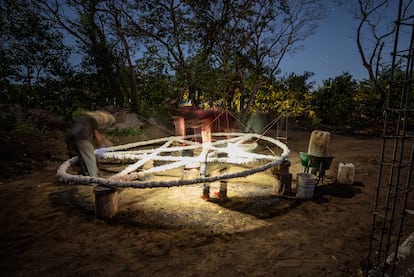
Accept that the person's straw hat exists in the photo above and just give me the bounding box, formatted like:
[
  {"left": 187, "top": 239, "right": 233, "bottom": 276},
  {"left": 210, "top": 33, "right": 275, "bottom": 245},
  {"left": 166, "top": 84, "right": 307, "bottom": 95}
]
[{"left": 86, "top": 111, "right": 115, "bottom": 129}]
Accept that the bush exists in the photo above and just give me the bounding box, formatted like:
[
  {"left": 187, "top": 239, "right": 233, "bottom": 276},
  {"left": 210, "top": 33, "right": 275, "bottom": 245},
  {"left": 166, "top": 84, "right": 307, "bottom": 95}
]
[
  {"left": 0, "top": 106, "right": 16, "bottom": 132},
  {"left": 11, "top": 122, "right": 41, "bottom": 136},
  {"left": 107, "top": 127, "right": 142, "bottom": 136}
]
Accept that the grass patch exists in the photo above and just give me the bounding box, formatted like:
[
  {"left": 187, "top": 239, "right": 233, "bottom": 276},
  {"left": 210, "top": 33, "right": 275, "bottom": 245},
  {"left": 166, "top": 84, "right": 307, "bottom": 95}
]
[{"left": 11, "top": 122, "right": 41, "bottom": 136}]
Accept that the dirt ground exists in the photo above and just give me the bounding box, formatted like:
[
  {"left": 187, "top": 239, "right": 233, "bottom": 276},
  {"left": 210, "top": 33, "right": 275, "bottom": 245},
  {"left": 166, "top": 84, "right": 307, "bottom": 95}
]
[{"left": 1, "top": 114, "right": 414, "bottom": 276}]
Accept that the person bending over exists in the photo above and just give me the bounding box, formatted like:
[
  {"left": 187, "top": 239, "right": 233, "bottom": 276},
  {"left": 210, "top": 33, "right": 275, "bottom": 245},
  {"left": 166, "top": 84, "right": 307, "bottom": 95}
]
[{"left": 66, "top": 111, "right": 115, "bottom": 177}]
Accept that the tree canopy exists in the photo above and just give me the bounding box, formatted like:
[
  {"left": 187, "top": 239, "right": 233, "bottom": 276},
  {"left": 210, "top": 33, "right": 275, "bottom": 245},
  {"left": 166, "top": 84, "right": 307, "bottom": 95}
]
[{"left": 1, "top": 0, "right": 411, "bottom": 129}]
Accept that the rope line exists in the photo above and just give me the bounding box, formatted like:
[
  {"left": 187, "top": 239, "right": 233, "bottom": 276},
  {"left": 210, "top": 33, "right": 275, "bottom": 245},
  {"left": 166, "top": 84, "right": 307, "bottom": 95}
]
[{"left": 57, "top": 132, "right": 290, "bottom": 189}]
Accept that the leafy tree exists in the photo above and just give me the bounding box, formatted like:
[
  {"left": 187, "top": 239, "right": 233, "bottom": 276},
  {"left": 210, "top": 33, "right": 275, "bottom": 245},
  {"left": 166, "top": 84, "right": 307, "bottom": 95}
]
[
  {"left": 253, "top": 71, "right": 315, "bottom": 119},
  {"left": 353, "top": 80, "right": 379, "bottom": 123},
  {"left": 124, "top": 0, "right": 326, "bottom": 118},
  {"left": 125, "top": 0, "right": 195, "bottom": 99},
  {"left": 281, "top": 72, "right": 315, "bottom": 93},
  {"left": 41, "top": 0, "right": 126, "bottom": 108},
  {"left": 313, "top": 73, "right": 358, "bottom": 125},
  {"left": 188, "top": 0, "right": 327, "bottom": 117},
  {"left": 353, "top": 0, "right": 413, "bottom": 113},
  {"left": 98, "top": 0, "right": 140, "bottom": 112},
  {"left": 1, "top": 0, "right": 71, "bottom": 107},
  {"left": 135, "top": 50, "right": 172, "bottom": 119}
]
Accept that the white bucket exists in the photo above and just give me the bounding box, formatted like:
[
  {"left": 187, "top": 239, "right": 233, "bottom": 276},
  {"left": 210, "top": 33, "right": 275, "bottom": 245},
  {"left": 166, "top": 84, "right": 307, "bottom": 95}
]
[
  {"left": 307, "top": 130, "right": 330, "bottom": 157},
  {"left": 337, "top": 162, "right": 355, "bottom": 184},
  {"left": 296, "top": 173, "right": 318, "bottom": 199}
]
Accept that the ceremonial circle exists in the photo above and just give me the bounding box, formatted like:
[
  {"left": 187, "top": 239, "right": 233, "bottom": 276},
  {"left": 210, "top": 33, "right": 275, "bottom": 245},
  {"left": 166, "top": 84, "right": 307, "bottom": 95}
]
[{"left": 57, "top": 132, "right": 290, "bottom": 189}]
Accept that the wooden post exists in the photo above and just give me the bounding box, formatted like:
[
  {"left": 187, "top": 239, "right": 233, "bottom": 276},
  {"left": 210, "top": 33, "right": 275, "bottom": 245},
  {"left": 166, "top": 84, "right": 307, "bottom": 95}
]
[
  {"left": 200, "top": 118, "right": 211, "bottom": 199},
  {"left": 182, "top": 167, "right": 200, "bottom": 180},
  {"left": 273, "top": 173, "right": 293, "bottom": 195},
  {"left": 93, "top": 186, "right": 119, "bottom": 219},
  {"left": 271, "top": 160, "right": 292, "bottom": 196},
  {"left": 172, "top": 116, "right": 185, "bottom": 138},
  {"left": 201, "top": 118, "right": 212, "bottom": 146}
]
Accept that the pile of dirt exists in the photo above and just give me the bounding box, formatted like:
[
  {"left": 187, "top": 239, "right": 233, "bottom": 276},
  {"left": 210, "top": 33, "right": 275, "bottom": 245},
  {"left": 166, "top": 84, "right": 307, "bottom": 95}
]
[{"left": 0, "top": 107, "right": 67, "bottom": 178}]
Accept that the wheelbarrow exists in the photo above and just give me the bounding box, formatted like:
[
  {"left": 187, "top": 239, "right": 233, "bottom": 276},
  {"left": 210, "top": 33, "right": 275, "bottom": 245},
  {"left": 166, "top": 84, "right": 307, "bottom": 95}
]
[{"left": 299, "top": 152, "right": 334, "bottom": 183}]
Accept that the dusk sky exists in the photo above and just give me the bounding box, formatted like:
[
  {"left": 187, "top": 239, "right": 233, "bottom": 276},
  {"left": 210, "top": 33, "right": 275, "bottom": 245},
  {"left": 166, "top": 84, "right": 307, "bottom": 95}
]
[{"left": 280, "top": 1, "right": 401, "bottom": 86}]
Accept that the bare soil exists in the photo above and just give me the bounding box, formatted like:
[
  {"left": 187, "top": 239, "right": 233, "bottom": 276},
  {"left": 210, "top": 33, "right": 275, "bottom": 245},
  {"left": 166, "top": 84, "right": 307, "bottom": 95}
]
[{"left": 1, "top": 113, "right": 413, "bottom": 277}]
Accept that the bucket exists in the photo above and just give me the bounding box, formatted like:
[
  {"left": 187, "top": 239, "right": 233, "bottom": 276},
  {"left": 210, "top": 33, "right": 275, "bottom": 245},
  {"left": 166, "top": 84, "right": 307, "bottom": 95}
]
[
  {"left": 307, "top": 130, "right": 330, "bottom": 157},
  {"left": 337, "top": 162, "right": 355, "bottom": 184},
  {"left": 296, "top": 173, "right": 318, "bottom": 199}
]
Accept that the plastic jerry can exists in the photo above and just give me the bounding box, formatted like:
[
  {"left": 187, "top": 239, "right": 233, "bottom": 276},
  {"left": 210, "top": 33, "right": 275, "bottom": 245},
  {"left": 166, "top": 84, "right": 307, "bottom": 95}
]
[{"left": 337, "top": 162, "right": 355, "bottom": 184}]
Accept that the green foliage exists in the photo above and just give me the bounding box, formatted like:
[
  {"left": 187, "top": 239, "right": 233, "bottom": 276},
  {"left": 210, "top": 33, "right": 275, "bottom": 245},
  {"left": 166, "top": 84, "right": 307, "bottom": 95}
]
[
  {"left": 135, "top": 52, "right": 174, "bottom": 118},
  {"left": 11, "top": 122, "right": 41, "bottom": 136},
  {"left": 71, "top": 108, "right": 90, "bottom": 120},
  {"left": 0, "top": 0, "right": 393, "bottom": 128},
  {"left": 281, "top": 72, "right": 316, "bottom": 94},
  {"left": 353, "top": 81, "right": 379, "bottom": 121},
  {"left": 0, "top": 106, "right": 16, "bottom": 132},
  {"left": 252, "top": 72, "right": 316, "bottom": 120},
  {"left": 107, "top": 127, "right": 142, "bottom": 137},
  {"left": 180, "top": 52, "right": 229, "bottom": 106},
  {"left": 1, "top": 0, "right": 71, "bottom": 85},
  {"left": 312, "top": 73, "right": 357, "bottom": 125}
]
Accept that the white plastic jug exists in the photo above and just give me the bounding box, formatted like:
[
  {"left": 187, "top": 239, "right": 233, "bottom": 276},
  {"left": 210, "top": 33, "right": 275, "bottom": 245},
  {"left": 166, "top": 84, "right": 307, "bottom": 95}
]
[{"left": 337, "top": 162, "right": 355, "bottom": 184}]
